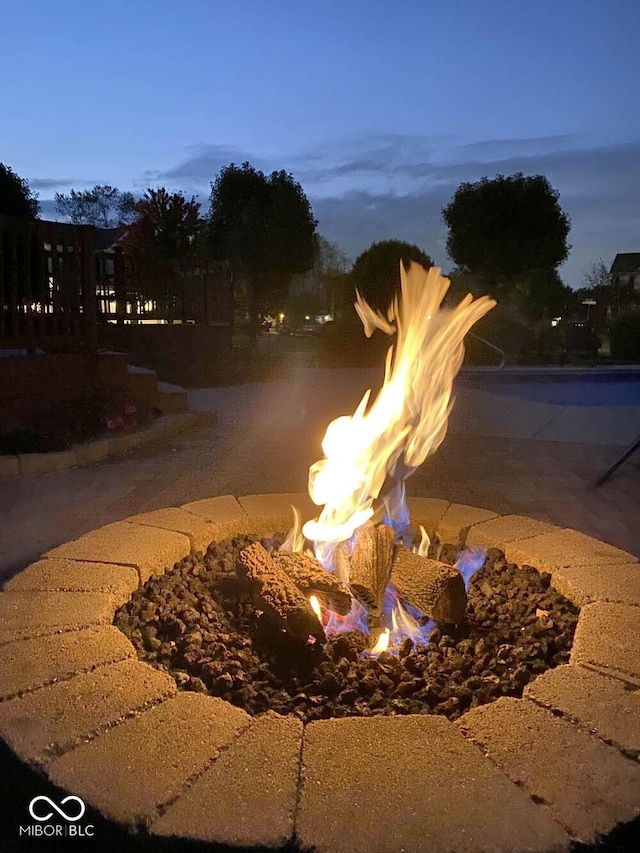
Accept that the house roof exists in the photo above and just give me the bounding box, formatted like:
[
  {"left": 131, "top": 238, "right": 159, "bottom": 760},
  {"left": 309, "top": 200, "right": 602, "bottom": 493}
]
[
  {"left": 610, "top": 253, "right": 640, "bottom": 275},
  {"left": 92, "top": 226, "right": 127, "bottom": 251}
]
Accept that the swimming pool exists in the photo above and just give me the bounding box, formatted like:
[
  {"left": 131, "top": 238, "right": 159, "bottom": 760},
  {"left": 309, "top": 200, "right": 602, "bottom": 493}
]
[{"left": 457, "top": 369, "right": 640, "bottom": 406}]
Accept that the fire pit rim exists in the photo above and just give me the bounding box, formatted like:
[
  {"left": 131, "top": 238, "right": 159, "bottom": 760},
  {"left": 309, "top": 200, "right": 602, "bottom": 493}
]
[{"left": 1, "top": 493, "right": 639, "bottom": 850}]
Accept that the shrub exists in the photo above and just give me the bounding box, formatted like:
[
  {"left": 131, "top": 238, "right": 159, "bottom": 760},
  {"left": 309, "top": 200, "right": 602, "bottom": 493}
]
[
  {"left": 609, "top": 308, "right": 640, "bottom": 362},
  {"left": 0, "top": 388, "right": 152, "bottom": 455}
]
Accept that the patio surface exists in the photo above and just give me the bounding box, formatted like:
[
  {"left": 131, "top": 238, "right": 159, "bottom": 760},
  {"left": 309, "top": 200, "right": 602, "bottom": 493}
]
[{"left": 1, "top": 366, "right": 639, "bottom": 581}]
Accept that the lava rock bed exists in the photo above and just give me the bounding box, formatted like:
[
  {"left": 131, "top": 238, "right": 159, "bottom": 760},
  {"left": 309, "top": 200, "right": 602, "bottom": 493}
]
[{"left": 114, "top": 534, "right": 580, "bottom": 723}]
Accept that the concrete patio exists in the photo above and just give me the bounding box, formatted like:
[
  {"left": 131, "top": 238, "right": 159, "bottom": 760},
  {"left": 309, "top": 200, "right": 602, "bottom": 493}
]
[
  {"left": 1, "top": 367, "right": 639, "bottom": 581},
  {"left": 1, "top": 367, "right": 639, "bottom": 850}
]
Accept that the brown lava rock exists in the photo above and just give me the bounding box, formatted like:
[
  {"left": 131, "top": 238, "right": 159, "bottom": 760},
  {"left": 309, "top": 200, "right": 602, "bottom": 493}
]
[{"left": 114, "top": 536, "right": 580, "bottom": 724}]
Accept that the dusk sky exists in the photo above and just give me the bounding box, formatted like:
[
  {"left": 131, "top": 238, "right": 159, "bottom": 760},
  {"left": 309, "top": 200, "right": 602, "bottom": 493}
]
[{"left": 3, "top": 0, "right": 639, "bottom": 288}]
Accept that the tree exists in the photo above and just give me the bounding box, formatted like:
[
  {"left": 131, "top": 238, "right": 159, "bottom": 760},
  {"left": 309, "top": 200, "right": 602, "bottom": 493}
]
[
  {"left": 442, "top": 173, "right": 571, "bottom": 292},
  {"left": 512, "top": 268, "right": 574, "bottom": 321},
  {"left": 314, "top": 236, "right": 351, "bottom": 278},
  {"left": 121, "top": 187, "right": 202, "bottom": 266},
  {"left": 0, "top": 163, "right": 40, "bottom": 219},
  {"left": 574, "top": 259, "right": 636, "bottom": 327},
  {"left": 55, "top": 185, "right": 137, "bottom": 228},
  {"left": 350, "top": 240, "right": 433, "bottom": 312},
  {"left": 207, "top": 162, "right": 317, "bottom": 335},
  {"left": 582, "top": 259, "right": 611, "bottom": 290}
]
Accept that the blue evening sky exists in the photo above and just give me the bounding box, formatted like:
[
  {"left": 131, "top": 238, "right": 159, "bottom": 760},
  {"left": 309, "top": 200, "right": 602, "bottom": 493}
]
[{"left": 2, "top": 0, "right": 639, "bottom": 287}]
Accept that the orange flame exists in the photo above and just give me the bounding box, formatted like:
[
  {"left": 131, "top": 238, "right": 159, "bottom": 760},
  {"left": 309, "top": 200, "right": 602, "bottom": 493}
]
[
  {"left": 303, "top": 262, "right": 496, "bottom": 561},
  {"left": 309, "top": 594, "right": 322, "bottom": 622},
  {"left": 371, "top": 628, "right": 390, "bottom": 654}
]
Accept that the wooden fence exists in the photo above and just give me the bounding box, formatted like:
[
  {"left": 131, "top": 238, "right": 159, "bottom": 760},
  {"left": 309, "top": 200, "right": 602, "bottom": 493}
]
[
  {"left": 0, "top": 216, "right": 97, "bottom": 352},
  {"left": 96, "top": 254, "right": 233, "bottom": 326},
  {"left": 0, "top": 215, "right": 233, "bottom": 353}
]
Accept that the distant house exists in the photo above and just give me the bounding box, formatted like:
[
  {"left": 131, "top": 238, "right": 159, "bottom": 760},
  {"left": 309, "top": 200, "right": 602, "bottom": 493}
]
[{"left": 610, "top": 253, "right": 640, "bottom": 293}]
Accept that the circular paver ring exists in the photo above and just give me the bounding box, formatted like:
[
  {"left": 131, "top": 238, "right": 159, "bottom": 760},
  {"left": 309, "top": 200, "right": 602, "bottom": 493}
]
[{"left": 1, "top": 493, "right": 639, "bottom": 851}]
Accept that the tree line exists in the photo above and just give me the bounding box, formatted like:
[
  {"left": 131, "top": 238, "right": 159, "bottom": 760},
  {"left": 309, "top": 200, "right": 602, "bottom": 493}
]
[{"left": 3, "top": 158, "right": 629, "bottom": 339}]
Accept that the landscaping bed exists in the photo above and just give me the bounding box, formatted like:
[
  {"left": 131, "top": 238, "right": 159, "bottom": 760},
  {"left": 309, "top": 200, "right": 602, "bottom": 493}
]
[{"left": 0, "top": 388, "right": 153, "bottom": 455}]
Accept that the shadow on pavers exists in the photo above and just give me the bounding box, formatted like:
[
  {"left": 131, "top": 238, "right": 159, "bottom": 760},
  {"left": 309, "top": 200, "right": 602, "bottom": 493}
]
[{"left": 0, "top": 738, "right": 638, "bottom": 852}]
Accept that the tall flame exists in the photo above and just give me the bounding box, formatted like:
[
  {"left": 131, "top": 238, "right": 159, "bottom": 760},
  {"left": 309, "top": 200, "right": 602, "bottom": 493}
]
[{"left": 303, "top": 262, "right": 496, "bottom": 560}]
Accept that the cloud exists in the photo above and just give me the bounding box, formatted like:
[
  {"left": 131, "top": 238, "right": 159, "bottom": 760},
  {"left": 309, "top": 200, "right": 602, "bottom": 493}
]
[
  {"left": 32, "top": 132, "right": 640, "bottom": 287},
  {"left": 147, "top": 132, "right": 640, "bottom": 286},
  {"left": 142, "top": 143, "right": 262, "bottom": 188},
  {"left": 306, "top": 135, "right": 640, "bottom": 288},
  {"left": 28, "top": 177, "right": 77, "bottom": 191}
]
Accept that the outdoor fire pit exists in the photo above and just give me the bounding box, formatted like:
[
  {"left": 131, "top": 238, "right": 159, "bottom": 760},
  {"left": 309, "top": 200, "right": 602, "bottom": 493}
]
[
  {"left": 1, "top": 265, "right": 639, "bottom": 850},
  {"left": 114, "top": 524, "right": 580, "bottom": 725},
  {"left": 1, "top": 494, "right": 639, "bottom": 852}
]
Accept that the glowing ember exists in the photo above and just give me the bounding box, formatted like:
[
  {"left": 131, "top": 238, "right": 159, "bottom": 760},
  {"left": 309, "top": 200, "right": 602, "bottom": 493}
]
[{"left": 288, "top": 262, "right": 495, "bottom": 651}]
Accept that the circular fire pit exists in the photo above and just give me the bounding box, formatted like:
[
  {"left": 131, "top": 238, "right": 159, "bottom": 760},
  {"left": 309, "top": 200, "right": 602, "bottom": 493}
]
[{"left": 1, "top": 493, "right": 639, "bottom": 852}]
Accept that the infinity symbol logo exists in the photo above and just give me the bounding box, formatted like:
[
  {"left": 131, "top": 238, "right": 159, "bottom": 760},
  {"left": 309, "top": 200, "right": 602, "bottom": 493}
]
[{"left": 29, "top": 796, "right": 86, "bottom": 822}]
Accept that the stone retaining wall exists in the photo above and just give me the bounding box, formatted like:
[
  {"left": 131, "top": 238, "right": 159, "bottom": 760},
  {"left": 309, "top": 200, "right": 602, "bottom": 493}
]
[
  {"left": 0, "top": 412, "right": 216, "bottom": 478},
  {"left": 1, "top": 494, "right": 639, "bottom": 851}
]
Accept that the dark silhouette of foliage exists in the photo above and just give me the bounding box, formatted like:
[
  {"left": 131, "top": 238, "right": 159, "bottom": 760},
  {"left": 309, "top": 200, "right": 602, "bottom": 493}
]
[
  {"left": 442, "top": 173, "right": 571, "bottom": 291},
  {"left": 350, "top": 239, "right": 433, "bottom": 312},
  {"left": 610, "top": 307, "right": 640, "bottom": 362},
  {"left": 0, "top": 163, "right": 40, "bottom": 219},
  {"left": 121, "top": 187, "right": 202, "bottom": 267},
  {"left": 55, "top": 184, "right": 136, "bottom": 228},
  {"left": 511, "top": 268, "right": 574, "bottom": 321},
  {"left": 314, "top": 235, "right": 351, "bottom": 278},
  {"left": 207, "top": 162, "right": 317, "bottom": 333},
  {"left": 582, "top": 258, "right": 611, "bottom": 290}
]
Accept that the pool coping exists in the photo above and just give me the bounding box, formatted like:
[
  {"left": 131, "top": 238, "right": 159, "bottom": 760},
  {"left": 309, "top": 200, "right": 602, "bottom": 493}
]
[{"left": 0, "top": 494, "right": 639, "bottom": 851}]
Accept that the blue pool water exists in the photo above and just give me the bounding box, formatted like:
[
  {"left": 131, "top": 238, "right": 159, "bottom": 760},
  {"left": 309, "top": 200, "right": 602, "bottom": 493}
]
[{"left": 457, "top": 371, "right": 640, "bottom": 406}]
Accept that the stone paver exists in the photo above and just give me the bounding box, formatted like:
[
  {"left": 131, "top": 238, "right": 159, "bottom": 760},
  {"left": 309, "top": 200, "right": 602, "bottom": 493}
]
[
  {"left": 181, "top": 493, "right": 251, "bottom": 540},
  {"left": 525, "top": 665, "right": 640, "bottom": 758},
  {"left": 0, "top": 659, "right": 176, "bottom": 764},
  {"left": 0, "top": 455, "right": 19, "bottom": 477},
  {"left": 0, "top": 625, "right": 135, "bottom": 701},
  {"left": 44, "top": 521, "right": 190, "bottom": 584},
  {"left": 0, "top": 590, "right": 118, "bottom": 644},
  {"left": 3, "top": 558, "right": 139, "bottom": 607},
  {"left": 405, "top": 496, "right": 450, "bottom": 538},
  {"left": 152, "top": 712, "right": 302, "bottom": 847},
  {"left": 550, "top": 561, "right": 640, "bottom": 607},
  {"left": 505, "top": 528, "right": 637, "bottom": 572},
  {"left": 106, "top": 431, "right": 150, "bottom": 455},
  {"left": 457, "top": 697, "right": 640, "bottom": 843},
  {"left": 74, "top": 437, "right": 111, "bottom": 465},
  {"left": 571, "top": 601, "right": 640, "bottom": 683},
  {"left": 297, "top": 715, "right": 568, "bottom": 853},
  {"left": 47, "top": 693, "right": 251, "bottom": 826},
  {"left": 466, "top": 514, "right": 559, "bottom": 552},
  {"left": 18, "top": 449, "right": 77, "bottom": 476},
  {"left": 123, "top": 507, "right": 220, "bottom": 554},
  {"left": 436, "top": 502, "right": 499, "bottom": 545},
  {"left": 2, "top": 373, "right": 640, "bottom": 582},
  {"left": 238, "top": 492, "right": 317, "bottom": 536}
]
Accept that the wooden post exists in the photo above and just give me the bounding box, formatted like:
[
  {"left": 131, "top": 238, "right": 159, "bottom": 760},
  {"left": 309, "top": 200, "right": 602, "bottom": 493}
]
[{"left": 80, "top": 225, "right": 98, "bottom": 352}]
